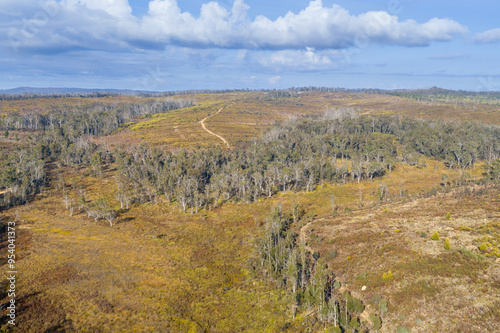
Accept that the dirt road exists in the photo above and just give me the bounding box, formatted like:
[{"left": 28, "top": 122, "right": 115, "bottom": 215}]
[{"left": 199, "top": 107, "right": 230, "bottom": 148}]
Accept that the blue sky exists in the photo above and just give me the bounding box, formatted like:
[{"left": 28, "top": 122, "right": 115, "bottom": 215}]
[{"left": 1, "top": 0, "right": 500, "bottom": 91}]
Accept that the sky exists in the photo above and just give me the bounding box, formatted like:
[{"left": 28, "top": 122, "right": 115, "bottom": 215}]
[{"left": 1, "top": 0, "right": 500, "bottom": 91}]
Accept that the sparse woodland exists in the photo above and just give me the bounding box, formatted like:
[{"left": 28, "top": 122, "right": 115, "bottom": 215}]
[
  {"left": 252, "top": 205, "right": 373, "bottom": 331},
  {"left": 114, "top": 110, "right": 500, "bottom": 212},
  {"left": 0, "top": 98, "right": 193, "bottom": 209},
  {"left": 0, "top": 90, "right": 499, "bottom": 332}
]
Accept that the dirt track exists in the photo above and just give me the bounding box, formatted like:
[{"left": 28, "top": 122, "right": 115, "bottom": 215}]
[{"left": 199, "top": 107, "right": 230, "bottom": 149}]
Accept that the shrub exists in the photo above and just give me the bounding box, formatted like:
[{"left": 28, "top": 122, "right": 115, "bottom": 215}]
[
  {"left": 479, "top": 243, "right": 488, "bottom": 252},
  {"left": 350, "top": 316, "right": 360, "bottom": 329},
  {"left": 431, "top": 232, "right": 440, "bottom": 241},
  {"left": 394, "top": 280, "right": 439, "bottom": 302},
  {"left": 446, "top": 212, "right": 451, "bottom": 220},
  {"left": 295, "top": 292, "right": 303, "bottom": 305},
  {"left": 444, "top": 238, "right": 451, "bottom": 250},
  {"left": 458, "top": 248, "right": 486, "bottom": 261},
  {"left": 397, "top": 326, "right": 410, "bottom": 333},
  {"left": 379, "top": 299, "right": 388, "bottom": 315},
  {"left": 346, "top": 295, "right": 365, "bottom": 314},
  {"left": 382, "top": 270, "right": 394, "bottom": 281},
  {"left": 370, "top": 294, "right": 381, "bottom": 305},
  {"left": 369, "top": 313, "right": 382, "bottom": 331},
  {"left": 328, "top": 249, "right": 338, "bottom": 260}
]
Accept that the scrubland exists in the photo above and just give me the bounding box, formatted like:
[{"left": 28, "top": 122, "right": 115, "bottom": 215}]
[{"left": 0, "top": 90, "right": 499, "bottom": 332}]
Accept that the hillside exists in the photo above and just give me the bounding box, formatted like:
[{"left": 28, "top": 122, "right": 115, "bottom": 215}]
[{"left": 0, "top": 90, "right": 499, "bottom": 332}]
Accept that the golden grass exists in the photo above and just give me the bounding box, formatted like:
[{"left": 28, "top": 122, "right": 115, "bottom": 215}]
[
  {"left": 102, "top": 91, "right": 500, "bottom": 151},
  {"left": 0, "top": 167, "right": 298, "bottom": 332}
]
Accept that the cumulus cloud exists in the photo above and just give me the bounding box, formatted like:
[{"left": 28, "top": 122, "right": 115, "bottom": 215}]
[
  {"left": 3, "top": 0, "right": 137, "bottom": 53},
  {"left": 249, "top": 3, "right": 467, "bottom": 49},
  {"left": 473, "top": 28, "right": 500, "bottom": 44},
  {"left": 2, "top": 0, "right": 468, "bottom": 54}
]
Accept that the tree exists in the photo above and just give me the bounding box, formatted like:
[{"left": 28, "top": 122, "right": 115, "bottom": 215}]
[
  {"left": 90, "top": 152, "right": 103, "bottom": 178},
  {"left": 104, "top": 210, "right": 117, "bottom": 227},
  {"left": 87, "top": 197, "right": 107, "bottom": 223},
  {"left": 174, "top": 176, "right": 196, "bottom": 212},
  {"left": 285, "top": 249, "right": 298, "bottom": 293}
]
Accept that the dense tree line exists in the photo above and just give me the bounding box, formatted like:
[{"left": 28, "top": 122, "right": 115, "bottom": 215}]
[
  {"left": 318, "top": 112, "right": 500, "bottom": 168},
  {"left": 0, "top": 98, "right": 191, "bottom": 209},
  {"left": 0, "top": 98, "right": 193, "bottom": 137},
  {"left": 387, "top": 86, "right": 500, "bottom": 99},
  {"left": 290, "top": 86, "right": 500, "bottom": 100},
  {"left": 114, "top": 111, "right": 500, "bottom": 212},
  {"left": 264, "top": 90, "right": 299, "bottom": 99}
]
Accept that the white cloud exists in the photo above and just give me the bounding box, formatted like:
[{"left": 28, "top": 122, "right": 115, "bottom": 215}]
[
  {"left": 473, "top": 28, "right": 500, "bottom": 44},
  {"left": 65, "top": 0, "right": 133, "bottom": 18},
  {"left": 268, "top": 75, "right": 282, "bottom": 85},
  {"left": 247, "top": 1, "right": 467, "bottom": 49},
  {"left": 256, "top": 48, "right": 341, "bottom": 70},
  {"left": 2, "top": 0, "right": 468, "bottom": 54}
]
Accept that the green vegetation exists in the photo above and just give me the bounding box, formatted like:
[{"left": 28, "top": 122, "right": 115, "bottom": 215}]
[
  {"left": 369, "top": 313, "right": 382, "bottom": 331},
  {"left": 397, "top": 326, "right": 411, "bottom": 333},
  {"left": 382, "top": 270, "right": 395, "bottom": 281},
  {"left": 387, "top": 87, "right": 500, "bottom": 105},
  {"left": 252, "top": 205, "right": 367, "bottom": 331},
  {"left": 444, "top": 238, "right": 451, "bottom": 250}
]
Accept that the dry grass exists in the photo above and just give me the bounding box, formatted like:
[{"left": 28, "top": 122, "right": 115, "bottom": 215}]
[
  {"left": 107, "top": 91, "right": 500, "bottom": 151},
  {"left": 1, "top": 158, "right": 499, "bottom": 332},
  {"left": 0, "top": 168, "right": 298, "bottom": 332},
  {"left": 306, "top": 182, "right": 500, "bottom": 332}
]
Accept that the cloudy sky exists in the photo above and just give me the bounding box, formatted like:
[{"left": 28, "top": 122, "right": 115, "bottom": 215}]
[{"left": 1, "top": 0, "right": 499, "bottom": 91}]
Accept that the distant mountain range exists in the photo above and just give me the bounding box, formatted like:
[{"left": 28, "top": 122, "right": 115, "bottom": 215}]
[{"left": 0, "top": 87, "right": 155, "bottom": 95}]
